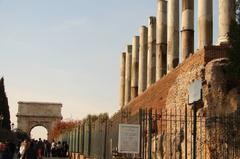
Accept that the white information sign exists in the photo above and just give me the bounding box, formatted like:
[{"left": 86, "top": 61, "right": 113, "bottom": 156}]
[
  {"left": 118, "top": 124, "right": 140, "bottom": 154},
  {"left": 188, "top": 79, "right": 202, "bottom": 104}
]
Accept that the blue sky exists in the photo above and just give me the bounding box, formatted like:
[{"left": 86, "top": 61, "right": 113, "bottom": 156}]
[{"left": 0, "top": 0, "right": 219, "bottom": 135}]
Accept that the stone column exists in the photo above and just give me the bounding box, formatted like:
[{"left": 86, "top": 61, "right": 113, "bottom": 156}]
[
  {"left": 119, "top": 52, "right": 126, "bottom": 108},
  {"left": 147, "top": 17, "right": 156, "bottom": 87},
  {"left": 198, "top": 0, "right": 213, "bottom": 49},
  {"left": 131, "top": 36, "right": 140, "bottom": 99},
  {"left": 181, "top": 0, "right": 194, "bottom": 60},
  {"left": 167, "top": 0, "right": 179, "bottom": 72},
  {"left": 218, "top": 0, "right": 235, "bottom": 44},
  {"left": 156, "top": 0, "right": 167, "bottom": 80},
  {"left": 124, "top": 45, "right": 132, "bottom": 105},
  {"left": 138, "top": 26, "right": 148, "bottom": 94}
]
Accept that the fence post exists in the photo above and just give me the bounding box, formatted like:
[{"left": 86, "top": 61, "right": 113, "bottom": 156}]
[
  {"left": 80, "top": 124, "right": 82, "bottom": 155},
  {"left": 73, "top": 127, "right": 76, "bottom": 154},
  {"left": 185, "top": 104, "right": 188, "bottom": 159},
  {"left": 193, "top": 102, "right": 197, "bottom": 159},
  {"left": 148, "top": 108, "right": 152, "bottom": 159},
  {"left": 76, "top": 125, "right": 80, "bottom": 154},
  {"left": 144, "top": 108, "right": 147, "bottom": 159},
  {"left": 139, "top": 108, "right": 143, "bottom": 158},
  {"left": 88, "top": 116, "right": 92, "bottom": 157},
  {"left": 82, "top": 124, "right": 85, "bottom": 154},
  {"left": 103, "top": 119, "right": 108, "bottom": 159},
  {"left": 70, "top": 130, "right": 72, "bottom": 153}
]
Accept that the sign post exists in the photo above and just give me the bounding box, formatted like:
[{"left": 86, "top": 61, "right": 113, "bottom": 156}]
[{"left": 188, "top": 79, "right": 202, "bottom": 159}]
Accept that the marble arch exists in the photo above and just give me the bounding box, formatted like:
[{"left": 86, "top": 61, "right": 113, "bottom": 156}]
[{"left": 16, "top": 102, "right": 62, "bottom": 140}]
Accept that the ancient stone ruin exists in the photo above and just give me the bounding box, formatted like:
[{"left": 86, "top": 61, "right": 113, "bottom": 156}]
[
  {"left": 118, "top": 0, "right": 239, "bottom": 158},
  {"left": 119, "top": 0, "right": 236, "bottom": 108},
  {"left": 17, "top": 101, "right": 62, "bottom": 140},
  {"left": 65, "top": 1, "right": 239, "bottom": 159}
]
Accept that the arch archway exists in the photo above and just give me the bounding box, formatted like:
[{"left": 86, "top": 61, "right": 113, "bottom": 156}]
[
  {"left": 16, "top": 102, "right": 62, "bottom": 141},
  {"left": 30, "top": 125, "right": 48, "bottom": 140}
]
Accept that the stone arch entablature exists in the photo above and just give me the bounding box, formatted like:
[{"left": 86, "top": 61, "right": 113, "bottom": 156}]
[{"left": 16, "top": 101, "right": 62, "bottom": 140}]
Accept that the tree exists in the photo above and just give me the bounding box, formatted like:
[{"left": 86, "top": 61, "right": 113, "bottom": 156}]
[
  {"left": 49, "top": 120, "right": 78, "bottom": 140},
  {"left": 12, "top": 128, "right": 29, "bottom": 142},
  {"left": 237, "top": 0, "right": 240, "bottom": 24},
  {"left": 228, "top": 2, "right": 240, "bottom": 78},
  {"left": 0, "top": 77, "right": 11, "bottom": 130}
]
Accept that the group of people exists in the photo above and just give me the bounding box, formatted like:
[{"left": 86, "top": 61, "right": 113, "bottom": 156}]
[
  {"left": 0, "top": 138, "right": 69, "bottom": 159},
  {"left": 18, "top": 138, "right": 69, "bottom": 159},
  {"left": 0, "top": 140, "right": 15, "bottom": 159},
  {"left": 51, "top": 141, "right": 69, "bottom": 158}
]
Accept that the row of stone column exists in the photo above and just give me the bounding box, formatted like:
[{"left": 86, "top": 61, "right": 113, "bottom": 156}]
[{"left": 120, "top": 0, "right": 235, "bottom": 108}]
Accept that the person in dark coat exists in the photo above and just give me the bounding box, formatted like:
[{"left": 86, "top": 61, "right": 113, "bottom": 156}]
[
  {"left": 1, "top": 142, "right": 10, "bottom": 159},
  {"left": 36, "top": 138, "right": 44, "bottom": 159},
  {"left": 62, "top": 142, "right": 69, "bottom": 157},
  {"left": 25, "top": 141, "right": 37, "bottom": 159},
  {"left": 4, "top": 140, "right": 15, "bottom": 159}
]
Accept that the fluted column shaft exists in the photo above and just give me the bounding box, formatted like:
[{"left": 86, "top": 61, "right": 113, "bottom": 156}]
[
  {"left": 131, "top": 36, "right": 140, "bottom": 99},
  {"left": 138, "top": 26, "right": 148, "bottom": 94},
  {"left": 181, "top": 0, "right": 194, "bottom": 60},
  {"left": 119, "top": 52, "right": 126, "bottom": 108},
  {"left": 156, "top": 0, "right": 167, "bottom": 80},
  {"left": 198, "top": 0, "right": 213, "bottom": 49},
  {"left": 147, "top": 17, "right": 156, "bottom": 87},
  {"left": 124, "top": 45, "right": 132, "bottom": 105},
  {"left": 167, "top": 0, "right": 179, "bottom": 72}
]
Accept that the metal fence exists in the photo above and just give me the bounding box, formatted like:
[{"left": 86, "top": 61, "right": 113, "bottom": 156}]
[{"left": 61, "top": 106, "right": 240, "bottom": 159}]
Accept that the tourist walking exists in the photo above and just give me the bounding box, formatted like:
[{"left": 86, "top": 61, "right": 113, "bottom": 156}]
[
  {"left": 56, "top": 141, "right": 63, "bottom": 157},
  {"left": 62, "top": 141, "right": 69, "bottom": 157},
  {"left": 36, "top": 138, "right": 44, "bottom": 159},
  {"left": 5, "top": 140, "right": 15, "bottom": 159},
  {"left": 0, "top": 141, "right": 7, "bottom": 159},
  {"left": 0, "top": 142, "right": 3, "bottom": 159},
  {"left": 51, "top": 140, "right": 56, "bottom": 157},
  {"left": 25, "top": 140, "right": 37, "bottom": 159},
  {"left": 43, "top": 140, "right": 51, "bottom": 157},
  {"left": 19, "top": 140, "right": 28, "bottom": 159}
]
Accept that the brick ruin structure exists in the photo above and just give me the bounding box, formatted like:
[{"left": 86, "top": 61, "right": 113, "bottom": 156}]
[
  {"left": 119, "top": 0, "right": 236, "bottom": 108},
  {"left": 118, "top": 0, "right": 239, "bottom": 158},
  {"left": 65, "top": 1, "right": 240, "bottom": 159}
]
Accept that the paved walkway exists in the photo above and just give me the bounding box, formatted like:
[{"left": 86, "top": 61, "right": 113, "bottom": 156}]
[
  {"left": 14, "top": 157, "right": 68, "bottom": 159},
  {"left": 13, "top": 155, "right": 68, "bottom": 159},
  {"left": 43, "top": 157, "right": 68, "bottom": 159},
  {"left": 12, "top": 152, "right": 69, "bottom": 159}
]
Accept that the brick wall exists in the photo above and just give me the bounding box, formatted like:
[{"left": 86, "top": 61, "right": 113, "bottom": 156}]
[{"left": 122, "top": 45, "right": 229, "bottom": 116}]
